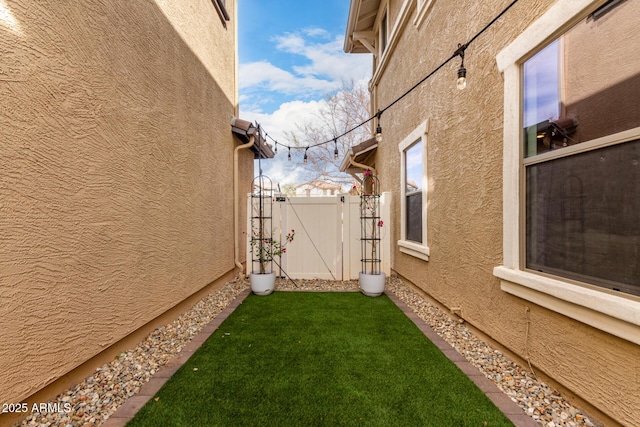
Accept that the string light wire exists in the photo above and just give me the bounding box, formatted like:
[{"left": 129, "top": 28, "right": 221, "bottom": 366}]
[{"left": 254, "top": 0, "right": 520, "bottom": 155}]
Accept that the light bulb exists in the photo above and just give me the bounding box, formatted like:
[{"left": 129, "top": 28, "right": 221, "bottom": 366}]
[
  {"left": 375, "top": 124, "right": 383, "bottom": 143},
  {"left": 334, "top": 139, "right": 339, "bottom": 160},
  {"left": 457, "top": 66, "right": 467, "bottom": 90},
  {"left": 303, "top": 148, "right": 308, "bottom": 163},
  {"left": 288, "top": 148, "right": 291, "bottom": 161}
]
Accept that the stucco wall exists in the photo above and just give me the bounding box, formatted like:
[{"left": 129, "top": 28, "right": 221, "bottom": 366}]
[
  {"left": 0, "top": 0, "right": 241, "bottom": 404},
  {"left": 371, "top": 0, "right": 639, "bottom": 425}
]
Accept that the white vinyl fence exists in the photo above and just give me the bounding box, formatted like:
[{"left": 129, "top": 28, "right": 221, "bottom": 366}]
[{"left": 247, "top": 193, "right": 390, "bottom": 280}]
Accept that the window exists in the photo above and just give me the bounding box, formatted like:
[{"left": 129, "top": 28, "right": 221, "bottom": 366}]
[
  {"left": 379, "top": 9, "right": 388, "bottom": 57},
  {"left": 496, "top": 0, "right": 640, "bottom": 344},
  {"left": 521, "top": 2, "right": 640, "bottom": 297},
  {"left": 398, "top": 120, "right": 429, "bottom": 261},
  {"left": 405, "top": 142, "right": 423, "bottom": 243}
]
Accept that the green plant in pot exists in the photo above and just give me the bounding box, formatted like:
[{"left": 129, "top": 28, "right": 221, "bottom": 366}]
[
  {"left": 249, "top": 228, "right": 295, "bottom": 295},
  {"left": 357, "top": 171, "right": 386, "bottom": 296},
  {"left": 249, "top": 175, "right": 297, "bottom": 295}
]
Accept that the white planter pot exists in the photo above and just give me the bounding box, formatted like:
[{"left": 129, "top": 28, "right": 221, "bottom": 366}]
[
  {"left": 359, "top": 272, "right": 386, "bottom": 297},
  {"left": 250, "top": 271, "right": 276, "bottom": 296}
]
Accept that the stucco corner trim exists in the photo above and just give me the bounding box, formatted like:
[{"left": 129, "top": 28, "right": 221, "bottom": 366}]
[
  {"left": 494, "top": 266, "right": 640, "bottom": 346},
  {"left": 398, "top": 240, "right": 430, "bottom": 261}
]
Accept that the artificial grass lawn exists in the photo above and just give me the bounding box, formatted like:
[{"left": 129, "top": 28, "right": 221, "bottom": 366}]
[{"left": 127, "top": 292, "right": 513, "bottom": 426}]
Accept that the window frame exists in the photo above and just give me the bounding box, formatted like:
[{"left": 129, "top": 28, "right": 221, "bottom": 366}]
[
  {"left": 398, "top": 119, "right": 430, "bottom": 261},
  {"left": 212, "top": 0, "right": 230, "bottom": 28},
  {"left": 495, "top": 0, "right": 640, "bottom": 345},
  {"left": 378, "top": 6, "right": 389, "bottom": 58},
  {"left": 414, "top": 0, "right": 436, "bottom": 28}
]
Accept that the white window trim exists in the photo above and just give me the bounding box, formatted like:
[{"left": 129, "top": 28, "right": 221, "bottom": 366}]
[
  {"left": 414, "top": 0, "right": 435, "bottom": 28},
  {"left": 398, "top": 119, "right": 430, "bottom": 261},
  {"left": 378, "top": 5, "right": 388, "bottom": 58},
  {"left": 371, "top": 0, "right": 415, "bottom": 86},
  {"left": 495, "top": 0, "right": 640, "bottom": 345}
]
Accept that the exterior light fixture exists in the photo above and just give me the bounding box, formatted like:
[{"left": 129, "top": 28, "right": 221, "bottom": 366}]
[
  {"left": 334, "top": 138, "right": 339, "bottom": 160},
  {"left": 288, "top": 147, "right": 291, "bottom": 161},
  {"left": 457, "top": 66, "right": 467, "bottom": 90},
  {"left": 303, "top": 147, "right": 309, "bottom": 163},
  {"left": 375, "top": 110, "right": 383, "bottom": 143},
  {"left": 456, "top": 43, "right": 467, "bottom": 90},
  {"left": 274, "top": 141, "right": 278, "bottom": 154}
]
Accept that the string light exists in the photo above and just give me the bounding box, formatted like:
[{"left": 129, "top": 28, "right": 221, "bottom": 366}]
[
  {"left": 375, "top": 111, "right": 383, "bottom": 143},
  {"left": 254, "top": 0, "right": 520, "bottom": 159},
  {"left": 456, "top": 43, "right": 467, "bottom": 90},
  {"left": 334, "top": 138, "right": 339, "bottom": 160},
  {"left": 274, "top": 141, "right": 278, "bottom": 153}
]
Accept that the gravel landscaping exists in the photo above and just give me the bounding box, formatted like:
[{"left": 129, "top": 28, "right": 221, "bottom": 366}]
[{"left": 16, "top": 275, "right": 597, "bottom": 427}]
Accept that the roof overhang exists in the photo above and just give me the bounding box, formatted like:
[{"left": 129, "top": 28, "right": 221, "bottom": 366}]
[
  {"left": 232, "top": 118, "right": 275, "bottom": 159},
  {"left": 339, "top": 137, "right": 378, "bottom": 175},
  {"left": 344, "top": 0, "right": 381, "bottom": 54}
]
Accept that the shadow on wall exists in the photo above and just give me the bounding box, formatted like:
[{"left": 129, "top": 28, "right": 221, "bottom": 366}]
[{"left": 0, "top": 0, "right": 236, "bottom": 411}]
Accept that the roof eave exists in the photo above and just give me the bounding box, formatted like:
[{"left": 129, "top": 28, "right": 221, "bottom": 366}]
[
  {"left": 339, "top": 137, "right": 378, "bottom": 173},
  {"left": 344, "top": 0, "right": 381, "bottom": 54},
  {"left": 231, "top": 118, "right": 275, "bottom": 159},
  {"left": 344, "top": 0, "right": 360, "bottom": 53}
]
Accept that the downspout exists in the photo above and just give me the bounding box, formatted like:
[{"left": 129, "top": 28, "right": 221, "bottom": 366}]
[
  {"left": 349, "top": 157, "right": 376, "bottom": 176},
  {"left": 234, "top": 131, "right": 255, "bottom": 278}
]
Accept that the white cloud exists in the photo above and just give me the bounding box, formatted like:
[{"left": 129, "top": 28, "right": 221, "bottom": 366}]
[
  {"left": 240, "top": 31, "right": 371, "bottom": 100},
  {"left": 239, "top": 27, "right": 373, "bottom": 187},
  {"left": 255, "top": 158, "right": 307, "bottom": 188},
  {"left": 241, "top": 99, "right": 327, "bottom": 143},
  {"left": 242, "top": 99, "right": 332, "bottom": 187},
  {"left": 240, "top": 61, "right": 339, "bottom": 96},
  {"left": 273, "top": 33, "right": 306, "bottom": 53},
  {"left": 302, "top": 27, "right": 331, "bottom": 39},
  {"left": 292, "top": 36, "right": 371, "bottom": 82}
]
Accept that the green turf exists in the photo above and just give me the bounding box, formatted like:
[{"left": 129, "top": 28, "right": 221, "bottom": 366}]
[{"left": 127, "top": 292, "right": 513, "bottom": 426}]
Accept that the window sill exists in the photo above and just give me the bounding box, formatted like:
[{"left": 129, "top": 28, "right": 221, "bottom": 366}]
[
  {"left": 398, "top": 240, "right": 429, "bottom": 261},
  {"left": 493, "top": 266, "right": 640, "bottom": 345}
]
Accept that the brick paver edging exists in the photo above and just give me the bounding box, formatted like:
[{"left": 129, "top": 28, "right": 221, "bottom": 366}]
[
  {"left": 103, "top": 288, "right": 537, "bottom": 427},
  {"left": 385, "top": 291, "right": 538, "bottom": 427},
  {"left": 101, "top": 288, "right": 252, "bottom": 427}
]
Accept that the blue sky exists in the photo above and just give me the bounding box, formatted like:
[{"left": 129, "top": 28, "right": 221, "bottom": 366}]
[
  {"left": 523, "top": 40, "right": 559, "bottom": 128},
  {"left": 238, "top": 0, "right": 372, "bottom": 186}
]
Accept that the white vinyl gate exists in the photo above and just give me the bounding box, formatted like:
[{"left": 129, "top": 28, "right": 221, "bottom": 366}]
[{"left": 247, "top": 193, "right": 390, "bottom": 280}]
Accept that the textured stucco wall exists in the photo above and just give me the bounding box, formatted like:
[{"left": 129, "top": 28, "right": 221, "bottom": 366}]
[
  {"left": 372, "top": 0, "right": 639, "bottom": 425},
  {"left": 0, "top": 0, "right": 241, "bottom": 403}
]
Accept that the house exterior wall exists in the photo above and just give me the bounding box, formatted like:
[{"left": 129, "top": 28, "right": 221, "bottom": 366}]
[
  {"left": 0, "top": 0, "right": 243, "bottom": 407},
  {"left": 355, "top": 0, "right": 639, "bottom": 425}
]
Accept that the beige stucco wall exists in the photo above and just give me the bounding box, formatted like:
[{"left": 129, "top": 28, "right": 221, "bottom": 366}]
[
  {"left": 0, "top": 0, "right": 245, "bottom": 405},
  {"left": 370, "top": 0, "right": 639, "bottom": 425}
]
